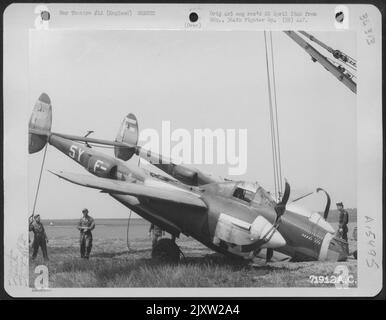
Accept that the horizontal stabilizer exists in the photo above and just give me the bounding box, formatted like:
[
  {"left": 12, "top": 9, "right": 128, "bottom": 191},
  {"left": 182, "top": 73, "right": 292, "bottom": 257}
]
[
  {"left": 51, "top": 132, "right": 136, "bottom": 149},
  {"left": 49, "top": 170, "right": 207, "bottom": 209}
]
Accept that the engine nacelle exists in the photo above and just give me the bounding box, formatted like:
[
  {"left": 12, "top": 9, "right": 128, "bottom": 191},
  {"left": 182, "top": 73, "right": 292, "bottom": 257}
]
[
  {"left": 172, "top": 165, "right": 214, "bottom": 186},
  {"left": 213, "top": 213, "right": 286, "bottom": 258},
  {"left": 86, "top": 156, "right": 119, "bottom": 179},
  {"left": 172, "top": 165, "right": 198, "bottom": 185}
]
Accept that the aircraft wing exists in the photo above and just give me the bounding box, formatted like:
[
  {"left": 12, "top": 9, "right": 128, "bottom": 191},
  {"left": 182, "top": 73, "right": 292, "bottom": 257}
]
[{"left": 49, "top": 170, "right": 207, "bottom": 209}]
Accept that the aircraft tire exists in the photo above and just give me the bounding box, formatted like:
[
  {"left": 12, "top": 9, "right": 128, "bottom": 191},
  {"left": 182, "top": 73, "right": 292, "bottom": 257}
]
[{"left": 152, "top": 238, "right": 180, "bottom": 264}]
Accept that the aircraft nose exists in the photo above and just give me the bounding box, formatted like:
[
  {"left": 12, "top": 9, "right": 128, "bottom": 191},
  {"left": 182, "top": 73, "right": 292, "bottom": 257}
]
[
  {"left": 250, "top": 216, "right": 286, "bottom": 249},
  {"left": 263, "top": 227, "right": 286, "bottom": 249}
]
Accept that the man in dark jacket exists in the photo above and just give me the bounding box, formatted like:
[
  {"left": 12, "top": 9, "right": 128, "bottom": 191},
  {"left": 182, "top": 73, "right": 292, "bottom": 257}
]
[
  {"left": 149, "top": 223, "right": 164, "bottom": 248},
  {"left": 337, "top": 202, "right": 349, "bottom": 241},
  {"left": 29, "top": 214, "right": 49, "bottom": 261},
  {"left": 77, "top": 208, "right": 95, "bottom": 259}
]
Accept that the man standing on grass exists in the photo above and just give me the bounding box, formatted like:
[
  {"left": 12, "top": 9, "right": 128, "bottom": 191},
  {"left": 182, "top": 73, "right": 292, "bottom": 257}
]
[
  {"left": 77, "top": 208, "right": 95, "bottom": 259},
  {"left": 29, "top": 214, "right": 49, "bottom": 261},
  {"left": 336, "top": 202, "right": 349, "bottom": 242},
  {"left": 148, "top": 223, "right": 163, "bottom": 248}
]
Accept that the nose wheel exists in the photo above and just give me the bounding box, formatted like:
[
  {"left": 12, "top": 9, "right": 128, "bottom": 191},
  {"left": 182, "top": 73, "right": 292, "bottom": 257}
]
[{"left": 152, "top": 238, "right": 181, "bottom": 264}]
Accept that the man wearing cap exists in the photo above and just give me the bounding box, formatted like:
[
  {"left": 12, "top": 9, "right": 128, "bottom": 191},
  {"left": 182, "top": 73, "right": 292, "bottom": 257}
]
[
  {"left": 336, "top": 202, "right": 349, "bottom": 242},
  {"left": 29, "top": 214, "right": 49, "bottom": 261},
  {"left": 77, "top": 208, "right": 95, "bottom": 259}
]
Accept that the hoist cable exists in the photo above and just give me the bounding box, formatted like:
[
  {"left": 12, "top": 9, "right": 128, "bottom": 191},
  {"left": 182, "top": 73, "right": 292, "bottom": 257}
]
[
  {"left": 31, "top": 143, "right": 48, "bottom": 219},
  {"left": 264, "top": 31, "right": 277, "bottom": 198},
  {"left": 269, "top": 32, "right": 283, "bottom": 196},
  {"left": 267, "top": 32, "right": 279, "bottom": 199},
  {"left": 264, "top": 31, "right": 278, "bottom": 199}
]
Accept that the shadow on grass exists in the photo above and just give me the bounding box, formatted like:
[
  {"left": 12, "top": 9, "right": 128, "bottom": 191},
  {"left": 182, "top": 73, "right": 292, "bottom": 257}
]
[
  {"left": 251, "top": 264, "right": 305, "bottom": 272},
  {"left": 92, "top": 247, "right": 152, "bottom": 259},
  {"left": 181, "top": 253, "right": 249, "bottom": 271},
  {"left": 92, "top": 251, "right": 132, "bottom": 259}
]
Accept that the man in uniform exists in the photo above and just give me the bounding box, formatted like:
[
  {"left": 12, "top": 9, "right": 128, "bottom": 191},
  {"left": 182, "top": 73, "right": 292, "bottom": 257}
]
[
  {"left": 29, "top": 214, "right": 49, "bottom": 261},
  {"left": 148, "top": 223, "right": 163, "bottom": 248},
  {"left": 336, "top": 202, "right": 349, "bottom": 242},
  {"left": 77, "top": 208, "right": 95, "bottom": 259}
]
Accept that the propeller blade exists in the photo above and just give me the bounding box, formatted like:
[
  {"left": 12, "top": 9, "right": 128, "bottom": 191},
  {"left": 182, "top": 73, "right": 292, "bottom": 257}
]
[
  {"left": 274, "top": 179, "right": 291, "bottom": 220},
  {"left": 266, "top": 248, "right": 274, "bottom": 263},
  {"left": 317, "top": 187, "right": 331, "bottom": 220},
  {"left": 281, "top": 179, "right": 291, "bottom": 205}
]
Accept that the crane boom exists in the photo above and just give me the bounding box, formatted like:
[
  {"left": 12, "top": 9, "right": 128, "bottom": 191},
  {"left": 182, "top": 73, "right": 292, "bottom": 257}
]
[
  {"left": 298, "top": 31, "right": 357, "bottom": 69},
  {"left": 284, "top": 31, "right": 356, "bottom": 94},
  {"left": 298, "top": 31, "right": 334, "bottom": 53}
]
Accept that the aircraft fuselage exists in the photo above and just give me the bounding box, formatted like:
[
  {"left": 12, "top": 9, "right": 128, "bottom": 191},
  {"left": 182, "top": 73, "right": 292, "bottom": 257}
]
[{"left": 47, "top": 134, "right": 348, "bottom": 262}]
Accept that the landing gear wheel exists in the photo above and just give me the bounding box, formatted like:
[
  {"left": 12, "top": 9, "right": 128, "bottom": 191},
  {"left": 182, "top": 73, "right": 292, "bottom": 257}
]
[{"left": 152, "top": 238, "right": 180, "bottom": 264}]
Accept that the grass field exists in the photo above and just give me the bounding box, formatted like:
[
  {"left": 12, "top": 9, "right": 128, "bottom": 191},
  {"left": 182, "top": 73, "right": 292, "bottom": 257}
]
[{"left": 29, "top": 220, "right": 357, "bottom": 288}]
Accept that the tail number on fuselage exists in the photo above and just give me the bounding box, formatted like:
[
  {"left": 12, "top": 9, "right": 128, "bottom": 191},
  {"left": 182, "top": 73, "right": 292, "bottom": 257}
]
[
  {"left": 93, "top": 160, "right": 107, "bottom": 172},
  {"left": 68, "top": 145, "right": 107, "bottom": 174},
  {"left": 69, "top": 145, "right": 85, "bottom": 162}
]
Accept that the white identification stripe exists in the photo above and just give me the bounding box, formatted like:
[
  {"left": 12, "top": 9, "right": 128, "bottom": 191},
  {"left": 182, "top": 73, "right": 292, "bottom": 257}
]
[
  {"left": 126, "top": 118, "right": 137, "bottom": 124},
  {"left": 318, "top": 232, "right": 333, "bottom": 261}
]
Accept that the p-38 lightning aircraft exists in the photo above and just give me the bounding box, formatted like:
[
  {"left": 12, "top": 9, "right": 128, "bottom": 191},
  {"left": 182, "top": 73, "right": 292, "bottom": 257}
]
[{"left": 29, "top": 93, "right": 349, "bottom": 263}]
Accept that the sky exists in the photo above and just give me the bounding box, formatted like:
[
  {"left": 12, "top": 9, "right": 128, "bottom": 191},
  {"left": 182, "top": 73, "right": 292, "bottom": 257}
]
[{"left": 28, "top": 30, "right": 356, "bottom": 219}]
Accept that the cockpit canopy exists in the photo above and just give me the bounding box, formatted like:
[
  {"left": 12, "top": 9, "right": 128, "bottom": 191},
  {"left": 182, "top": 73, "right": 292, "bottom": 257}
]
[
  {"left": 204, "top": 181, "right": 276, "bottom": 207},
  {"left": 232, "top": 182, "right": 259, "bottom": 203},
  {"left": 201, "top": 181, "right": 276, "bottom": 208}
]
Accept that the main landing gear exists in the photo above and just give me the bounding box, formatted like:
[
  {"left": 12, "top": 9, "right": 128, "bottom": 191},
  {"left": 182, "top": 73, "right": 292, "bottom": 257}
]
[{"left": 151, "top": 236, "right": 181, "bottom": 264}]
